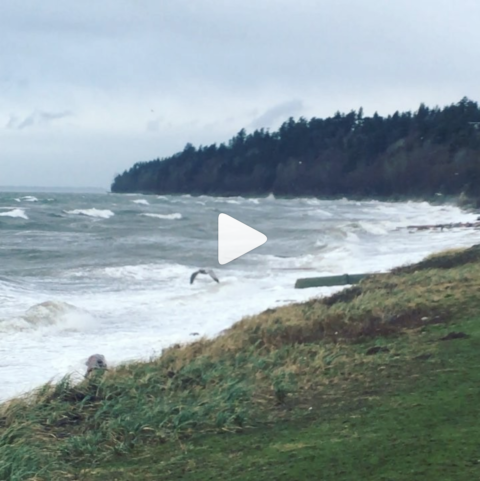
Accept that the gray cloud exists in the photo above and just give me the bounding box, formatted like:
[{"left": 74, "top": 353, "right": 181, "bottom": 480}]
[
  {"left": 7, "top": 110, "right": 73, "bottom": 130},
  {"left": 146, "top": 118, "right": 161, "bottom": 133},
  {"left": 5, "top": 114, "right": 19, "bottom": 129},
  {"left": 17, "top": 115, "right": 35, "bottom": 130},
  {"left": 0, "top": 0, "right": 480, "bottom": 187},
  {"left": 250, "top": 100, "right": 304, "bottom": 130}
]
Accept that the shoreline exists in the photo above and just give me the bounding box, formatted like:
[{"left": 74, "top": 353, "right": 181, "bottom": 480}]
[
  {"left": 2, "top": 244, "right": 480, "bottom": 478},
  {"left": 0, "top": 195, "right": 478, "bottom": 405}
]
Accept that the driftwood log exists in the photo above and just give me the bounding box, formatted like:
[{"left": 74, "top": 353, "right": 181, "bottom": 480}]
[
  {"left": 294, "top": 273, "right": 385, "bottom": 289},
  {"left": 406, "top": 221, "right": 480, "bottom": 231}
]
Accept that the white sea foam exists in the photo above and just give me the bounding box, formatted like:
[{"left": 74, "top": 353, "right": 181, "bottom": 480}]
[
  {"left": 303, "top": 208, "right": 334, "bottom": 217},
  {"left": 0, "top": 208, "right": 28, "bottom": 219},
  {"left": 140, "top": 213, "right": 182, "bottom": 220},
  {"left": 0, "top": 301, "right": 95, "bottom": 333},
  {"left": 356, "top": 221, "right": 391, "bottom": 235},
  {"left": 64, "top": 208, "right": 115, "bottom": 219},
  {"left": 1, "top": 196, "right": 480, "bottom": 402},
  {"left": 301, "top": 198, "right": 322, "bottom": 206},
  {"left": 14, "top": 196, "right": 38, "bottom": 202},
  {"left": 132, "top": 199, "right": 150, "bottom": 205},
  {"left": 103, "top": 263, "right": 178, "bottom": 280}
]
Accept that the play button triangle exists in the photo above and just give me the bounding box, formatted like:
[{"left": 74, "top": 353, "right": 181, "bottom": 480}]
[{"left": 218, "top": 213, "right": 267, "bottom": 265}]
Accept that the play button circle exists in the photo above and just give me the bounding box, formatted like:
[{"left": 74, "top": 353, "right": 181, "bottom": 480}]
[{"left": 218, "top": 213, "right": 267, "bottom": 265}]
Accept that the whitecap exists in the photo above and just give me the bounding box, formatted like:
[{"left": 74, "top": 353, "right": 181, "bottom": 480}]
[
  {"left": 212, "top": 196, "right": 246, "bottom": 204},
  {"left": 140, "top": 213, "right": 182, "bottom": 220},
  {"left": 0, "top": 301, "right": 95, "bottom": 332},
  {"left": 14, "top": 196, "right": 38, "bottom": 203},
  {"left": 304, "top": 208, "right": 334, "bottom": 217},
  {"left": 132, "top": 199, "right": 150, "bottom": 205},
  {"left": 101, "top": 262, "right": 191, "bottom": 282},
  {"left": 357, "top": 221, "right": 390, "bottom": 235},
  {"left": 64, "top": 208, "right": 115, "bottom": 219},
  {"left": 346, "top": 231, "right": 360, "bottom": 242},
  {"left": 300, "top": 198, "right": 321, "bottom": 206},
  {"left": 0, "top": 208, "right": 28, "bottom": 219}
]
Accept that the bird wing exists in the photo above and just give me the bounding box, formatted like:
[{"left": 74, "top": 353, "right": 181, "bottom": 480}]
[
  {"left": 207, "top": 269, "right": 220, "bottom": 283},
  {"left": 190, "top": 270, "right": 200, "bottom": 284}
]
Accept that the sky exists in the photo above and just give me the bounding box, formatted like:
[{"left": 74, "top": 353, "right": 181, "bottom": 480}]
[{"left": 1, "top": 0, "right": 480, "bottom": 189}]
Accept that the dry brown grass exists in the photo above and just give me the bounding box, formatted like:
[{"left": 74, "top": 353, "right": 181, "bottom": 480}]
[
  {"left": 392, "top": 243, "right": 480, "bottom": 273},
  {"left": 157, "top": 247, "right": 480, "bottom": 372}
]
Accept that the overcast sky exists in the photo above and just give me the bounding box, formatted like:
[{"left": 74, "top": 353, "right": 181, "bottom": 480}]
[{"left": 1, "top": 0, "right": 479, "bottom": 188}]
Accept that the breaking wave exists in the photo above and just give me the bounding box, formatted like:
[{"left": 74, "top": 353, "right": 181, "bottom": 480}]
[
  {"left": 0, "top": 208, "right": 28, "bottom": 219},
  {"left": 64, "top": 208, "right": 115, "bottom": 219},
  {"left": 0, "top": 301, "right": 95, "bottom": 332},
  {"left": 15, "top": 196, "right": 38, "bottom": 203},
  {"left": 132, "top": 199, "right": 150, "bottom": 205},
  {"left": 140, "top": 213, "right": 182, "bottom": 220}
]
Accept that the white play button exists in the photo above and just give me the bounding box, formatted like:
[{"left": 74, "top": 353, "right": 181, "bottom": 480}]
[{"left": 218, "top": 213, "right": 267, "bottom": 265}]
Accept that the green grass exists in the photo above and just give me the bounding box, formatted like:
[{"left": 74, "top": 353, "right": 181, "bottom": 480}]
[
  {"left": 78, "top": 318, "right": 480, "bottom": 480},
  {"left": 3, "top": 245, "right": 480, "bottom": 480}
]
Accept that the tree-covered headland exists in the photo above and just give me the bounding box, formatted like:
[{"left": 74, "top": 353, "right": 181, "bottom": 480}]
[{"left": 111, "top": 98, "right": 480, "bottom": 201}]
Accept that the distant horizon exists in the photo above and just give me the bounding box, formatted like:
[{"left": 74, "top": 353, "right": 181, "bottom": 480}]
[{"left": 0, "top": 185, "right": 109, "bottom": 193}]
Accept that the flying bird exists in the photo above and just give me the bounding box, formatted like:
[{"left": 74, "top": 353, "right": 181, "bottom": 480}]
[{"left": 190, "top": 269, "right": 220, "bottom": 285}]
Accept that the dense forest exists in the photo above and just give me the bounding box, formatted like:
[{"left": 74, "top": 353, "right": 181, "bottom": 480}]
[{"left": 111, "top": 97, "right": 480, "bottom": 201}]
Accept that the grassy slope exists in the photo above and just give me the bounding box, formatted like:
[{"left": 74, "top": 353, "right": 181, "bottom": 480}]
[
  {"left": 2, "top": 245, "right": 480, "bottom": 480},
  {"left": 86, "top": 322, "right": 480, "bottom": 481}
]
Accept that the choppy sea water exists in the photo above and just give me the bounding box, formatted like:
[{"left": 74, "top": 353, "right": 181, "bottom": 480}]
[{"left": 0, "top": 192, "right": 479, "bottom": 402}]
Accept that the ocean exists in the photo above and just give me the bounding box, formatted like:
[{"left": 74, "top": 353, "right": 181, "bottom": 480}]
[{"left": 0, "top": 191, "right": 478, "bottom": 402}]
